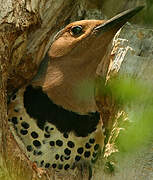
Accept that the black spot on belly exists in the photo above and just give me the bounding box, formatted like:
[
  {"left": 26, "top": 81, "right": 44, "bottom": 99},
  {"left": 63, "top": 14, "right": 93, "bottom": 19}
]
[
  {"left": 45, "top": 163, "right": 50, "bottom": 168},
  {"left": 20, "top": 129, "right": 28, "bottom": 135},
  {"left": 92, "top": 152, "right": 97, "bottom": 158},
  {"left": 12, "top": 117, "right": 18, "bottom": 124},
  {"left": 77, "top": 147, "right": 84, "bottom": 154},
  {"left": 65, "top": 156, "right": 70, "bottom": 160},
  {"left": 67, "top": 141, "right": 75, "bottom": 148},
  {"left": 49, "top": 141, "right": 55, "bottom": 146},
  {"left": 75, "top": 155, "right": 81, "bottom": 161},
  {"left": 44, "top": 133, "right": 50, "bottom": 138},
  {"left": 55, "top": 154, "right": 59, "bottom": 160},
  {"left": 45, "top": 126, "right": 54, "bottom": 133},
  {"left": 63, "top": 133, "right": 68, "bottom": 138},
  {"left": 20, "top": 117, "right": 23, "bottom": 120},
  {"left": 64, "top": 148, "right": 71, "bottom": 156},
  {"left": 42, "top": 140, "right": 46, "bottom": 144},
  {"left": 64, "top": 164, "right": 70, "bottom": 170},
  {"left": 56, "top": 140, "right": 63, "bottom": 146},
  {"left": 89, "top": 138, "right": 95, "bottom": 144},
  {"left": 41, "top": 160, "right": 44, "bottom": 166},
  {"left": 84, "top": 151, "right": 91, "bottom": 158},
  {"left": 27, "top": 145, "right": 33, "bottom": 152},
  {"left": 85, "top": 143, "right": 91, "bottom": 149},
  {"left": 24, "top": 85, "right": 100, "bottom": 137},
  {"left": 60, "top": 155, "right": 64, "bottom": 162},
  {"left": 91, "top": 151, "right": 99, "bottom": 164},
  {"left": 37, "top": 151, "right": 42, "bottom": 155},
  {"left": 94, "top": 144, "right": 99, "bottom": 151},
  {"left": 45, "top": 126, "right": 48, "bottom": 131},
  {"left": 21, "top": 122, "right": 29, "bottom": 129},
  {"left": 31, "top": 131, "right": 38, "bottom": 139},
  {"left": 33, "top": 150, "right": 42, "bottom": 156},
  {"left": 33, "top": 150, "right": 37, "bottom": 155},
  {"left": 33, "top": 140, "right": 41, "bottom": 148},
  {"left": 52, "top": 163, "right": 57, "bottom": 168}
]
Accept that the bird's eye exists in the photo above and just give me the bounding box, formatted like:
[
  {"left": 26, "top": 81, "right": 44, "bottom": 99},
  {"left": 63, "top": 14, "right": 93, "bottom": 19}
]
[{"left": 71, "top": 26, "right": 83, "bottom": 36}]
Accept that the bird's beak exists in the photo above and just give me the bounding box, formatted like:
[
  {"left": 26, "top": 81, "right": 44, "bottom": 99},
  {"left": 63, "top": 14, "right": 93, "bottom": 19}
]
[{"left": 95, "top": 6, "right": 144, "bottom": 34}]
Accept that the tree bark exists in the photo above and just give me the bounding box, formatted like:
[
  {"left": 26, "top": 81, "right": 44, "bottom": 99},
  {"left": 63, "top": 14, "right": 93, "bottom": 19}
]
[
  {"left": 0, "top": 0, "right": 152, "bottom": 179},
  {"left": 94, "top": 23, "right": 153, "bottom": 180}
]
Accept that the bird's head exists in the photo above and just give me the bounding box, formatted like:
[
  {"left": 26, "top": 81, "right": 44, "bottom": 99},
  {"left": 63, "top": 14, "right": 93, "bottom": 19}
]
[
  {"left": 49, "top": 20, "right": 113, "bottom": 59},
  {"left": 32, "top": 6, "right": 144, "bottom": 114}
]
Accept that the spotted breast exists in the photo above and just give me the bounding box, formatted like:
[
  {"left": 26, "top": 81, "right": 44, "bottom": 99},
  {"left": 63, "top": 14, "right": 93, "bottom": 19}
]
[
  {"left": 8, "top": 85, "right": 103, "bottom": 171},
  {"left": 8, "top": 6, "right": 143, "bottom": 173}
]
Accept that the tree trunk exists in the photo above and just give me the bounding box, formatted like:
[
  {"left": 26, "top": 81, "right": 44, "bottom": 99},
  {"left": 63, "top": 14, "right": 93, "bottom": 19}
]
[{"left": 0, "top": 0, "right": 152, "bottom": 179}]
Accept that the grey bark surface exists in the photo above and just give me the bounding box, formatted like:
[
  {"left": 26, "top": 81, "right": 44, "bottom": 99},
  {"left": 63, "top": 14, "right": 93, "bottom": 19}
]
[
  {"left": 0, "top": 0, "right": 152, "bottom": 179},
  {"left": 95, "top": 23, "right": 153, "bottom": 180}
]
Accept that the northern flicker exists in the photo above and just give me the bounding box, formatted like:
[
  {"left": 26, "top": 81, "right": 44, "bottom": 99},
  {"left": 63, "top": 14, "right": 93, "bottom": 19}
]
[{"left": 8, "top": 6, "right": 144, "bottom": 172}]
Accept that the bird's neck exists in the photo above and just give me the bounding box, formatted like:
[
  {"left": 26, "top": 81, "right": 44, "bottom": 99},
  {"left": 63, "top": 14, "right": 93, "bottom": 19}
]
[
  {"left": 42, "top": 77, "right": 98, "bottom": 114},
  {"left": 32, "top": 55, "right": 99, "bottom": 114}
]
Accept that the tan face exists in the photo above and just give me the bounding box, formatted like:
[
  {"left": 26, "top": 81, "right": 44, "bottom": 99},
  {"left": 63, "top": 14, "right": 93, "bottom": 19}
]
[
  {"left": 33, "top": 20, "right": 116, "bottom": 114},
  {"left": 32, "top": 6, "right": 144, "bottom": 114},
  {"left": 48, "top": 20, "right": 106, "bottom": 58}
]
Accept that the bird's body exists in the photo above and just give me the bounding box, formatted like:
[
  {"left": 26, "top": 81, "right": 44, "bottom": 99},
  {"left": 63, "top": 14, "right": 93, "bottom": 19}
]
[
  {"left": 8, "top": 6, "right": 143, "bottom": 173},
  {"left": 8, "top": 85, "right": 103, "bottom": 170}
]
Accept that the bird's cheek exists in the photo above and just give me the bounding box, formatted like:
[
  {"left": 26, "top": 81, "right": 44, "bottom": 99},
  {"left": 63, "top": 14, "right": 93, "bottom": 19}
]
[{"left": 48, "top": 37, "right": 75, "bottom": 58}]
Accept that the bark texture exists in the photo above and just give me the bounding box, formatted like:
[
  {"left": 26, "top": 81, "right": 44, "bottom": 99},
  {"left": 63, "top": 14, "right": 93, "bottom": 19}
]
[
  {"left": 95, "top": 23, "right": 153, "bottom": 180},
  {"left": 0, "top": 0, "right": 152, "bottom": 179}
]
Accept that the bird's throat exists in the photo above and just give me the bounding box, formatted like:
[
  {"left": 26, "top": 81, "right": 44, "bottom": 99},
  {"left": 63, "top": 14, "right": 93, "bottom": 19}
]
[{"left": 32, "top": 53, "right": 100, "bottom": 114}]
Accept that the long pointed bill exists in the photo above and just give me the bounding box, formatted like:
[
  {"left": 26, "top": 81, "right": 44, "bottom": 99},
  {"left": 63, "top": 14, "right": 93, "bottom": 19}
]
[{"left": 95, "top": 6, "right": 144, "bottom": 33}]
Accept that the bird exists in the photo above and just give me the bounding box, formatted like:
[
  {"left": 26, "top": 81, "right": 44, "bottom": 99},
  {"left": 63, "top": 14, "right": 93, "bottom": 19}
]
[{"left": 8, "top": 6, "right": 144, "bottom": 173}]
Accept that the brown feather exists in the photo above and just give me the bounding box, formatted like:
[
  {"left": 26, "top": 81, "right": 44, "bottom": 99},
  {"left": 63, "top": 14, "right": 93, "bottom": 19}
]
[{"left": 31, "top": 5, "right": 144, "bottom": 113}]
